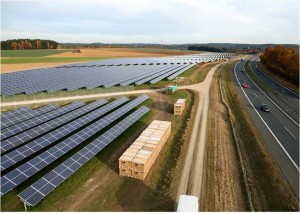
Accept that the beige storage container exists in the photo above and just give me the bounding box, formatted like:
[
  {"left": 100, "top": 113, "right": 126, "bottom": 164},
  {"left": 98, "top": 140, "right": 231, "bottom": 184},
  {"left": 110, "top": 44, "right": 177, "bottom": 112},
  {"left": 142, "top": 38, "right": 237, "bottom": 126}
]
[{"left": 119, "top": 168, "right": 132, "bottom": 177}]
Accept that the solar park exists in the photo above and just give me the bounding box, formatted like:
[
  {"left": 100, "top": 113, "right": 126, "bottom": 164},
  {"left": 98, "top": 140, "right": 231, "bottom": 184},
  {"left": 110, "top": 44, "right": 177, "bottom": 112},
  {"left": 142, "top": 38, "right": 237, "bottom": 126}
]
[
  {"left": 1, "top": 52, "right": 236, "bottom": 209},
  {"left": 0, "top": 52, "right": 236, "bottom": 96},
  {"left": 1, "top": 95, "right": 149, "bottom": 205}
]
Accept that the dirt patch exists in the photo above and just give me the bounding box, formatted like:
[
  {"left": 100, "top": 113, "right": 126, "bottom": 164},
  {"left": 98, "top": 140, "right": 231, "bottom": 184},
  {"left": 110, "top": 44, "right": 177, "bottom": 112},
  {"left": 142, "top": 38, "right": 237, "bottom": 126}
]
[
  {"left": 47, "top": 48, "right": 194, "bottom": 58},
  {"left": 204, "top": 67, "right": 246, "bottom": 211}
]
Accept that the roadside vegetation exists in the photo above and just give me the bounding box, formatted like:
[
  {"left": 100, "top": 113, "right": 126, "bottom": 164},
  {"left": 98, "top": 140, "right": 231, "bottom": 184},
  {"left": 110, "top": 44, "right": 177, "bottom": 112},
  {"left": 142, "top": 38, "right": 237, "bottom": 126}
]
[
  {"left": 256, "top": 61, "right": 299, "bottom": 94},
  {"left": 219, "top": 62, "right": 299, "bottom": 211},
  {"left": 260, "top": 45, "right": 299, "bottom": 86},
  {"left": 204, "top": 63, "right": 246, "bottom": 211},
  {"left": 1, "top": 90, "right": 198, "bottom": 211},
  {"left": 244, "top": 61, "right": 273, "bottom": 93}
]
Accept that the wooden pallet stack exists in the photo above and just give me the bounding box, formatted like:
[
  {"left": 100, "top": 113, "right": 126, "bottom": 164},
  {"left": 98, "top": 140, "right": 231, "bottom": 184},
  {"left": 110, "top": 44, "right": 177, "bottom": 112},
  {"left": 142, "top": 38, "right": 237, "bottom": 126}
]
[{"left": 119, "top": 120, "right": 171, "bottom": 180}]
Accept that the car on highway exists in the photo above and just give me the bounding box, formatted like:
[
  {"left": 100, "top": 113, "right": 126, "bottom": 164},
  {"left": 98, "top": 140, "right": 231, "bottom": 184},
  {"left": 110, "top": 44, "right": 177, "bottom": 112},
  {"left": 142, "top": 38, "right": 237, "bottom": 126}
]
[
  {"left": 261, "top": 104, "right": 271, "bottom": 112},
  {"left": 242, "top": 83, "right": 250, "bottom": 88}
]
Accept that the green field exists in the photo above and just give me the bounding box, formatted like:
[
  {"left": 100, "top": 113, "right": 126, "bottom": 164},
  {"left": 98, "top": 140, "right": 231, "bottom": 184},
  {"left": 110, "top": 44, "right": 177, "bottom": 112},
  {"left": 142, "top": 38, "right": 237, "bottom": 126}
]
[
  {"left": 1, "top": 50, "right": 71, "bottom": 57},
  {"left": 1, "top": 57, "right": 109, "bottom": 64}
]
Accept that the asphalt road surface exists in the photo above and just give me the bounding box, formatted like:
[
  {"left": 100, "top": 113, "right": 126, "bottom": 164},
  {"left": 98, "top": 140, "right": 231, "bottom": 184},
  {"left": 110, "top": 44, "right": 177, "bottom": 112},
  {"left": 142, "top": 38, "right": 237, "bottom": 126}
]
[
  {"left": 233, "top": 59, "right": 299, "bottom": 198},
  {"left": 249, "top": 57, "right": 299, "bottom": 124}
]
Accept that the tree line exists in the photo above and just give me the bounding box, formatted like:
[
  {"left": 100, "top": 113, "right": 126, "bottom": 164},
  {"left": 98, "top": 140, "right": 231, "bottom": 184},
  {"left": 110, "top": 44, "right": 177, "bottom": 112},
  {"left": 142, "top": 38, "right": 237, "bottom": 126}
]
[
  {"left": 1, "top": 39, "right": 61, "bottom": 50},
  {"left": 260, "top": 45, "right": 299, "bottom": 86},
  {"left": 187, "top": 45, "right": 226, "bottom": 52}
]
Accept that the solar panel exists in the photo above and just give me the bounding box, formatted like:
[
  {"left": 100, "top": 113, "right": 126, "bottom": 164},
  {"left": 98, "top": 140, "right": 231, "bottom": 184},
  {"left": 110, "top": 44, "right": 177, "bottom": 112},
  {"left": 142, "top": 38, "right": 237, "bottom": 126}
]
[
  {"left": 167, "top": 63, "right": 196, "bottom": 80},
  {"left": 134, "top": 64, "right": 180, "bottom": 85},
  {"left": 1, "top": 106, "right": 32, "bottom": 121},
  {"left": 0, "top": 97, "right": 128, "bottom": 171},
  {"left": 120, "top": 64, "right": 175, "bottom": 86},
  {"left": 1, "top": 104, "right": 59, "bottom": 129},
  {"left": 150, "top": 64, "right": 190, "bottom": 84},
  {"left": 18, "top": 106, "right": 149, "bottom": 206},
  {"left": 0, "top": 53, "right": 237, "bottom": 96},
  {"left": 0, "top": 102, "right": 84, "bottom": 145},
  {"left": 0, "top": 99, "right": 107, "bottom": 155},
  {"left": 0, "top": 95, "right": 148, "bottom": 195}
]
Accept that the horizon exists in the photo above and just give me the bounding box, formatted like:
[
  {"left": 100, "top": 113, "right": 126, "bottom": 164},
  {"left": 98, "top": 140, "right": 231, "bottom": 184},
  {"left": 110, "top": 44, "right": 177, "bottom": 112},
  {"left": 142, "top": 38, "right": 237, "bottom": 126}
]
[{"left": 1, "top": 0, "right": 299, "bottom": 44}]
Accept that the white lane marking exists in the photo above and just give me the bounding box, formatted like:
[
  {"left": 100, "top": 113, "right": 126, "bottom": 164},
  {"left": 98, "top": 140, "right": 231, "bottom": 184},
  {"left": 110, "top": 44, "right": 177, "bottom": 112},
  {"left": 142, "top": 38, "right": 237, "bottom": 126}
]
[
  {"left": 234, "top": 62, "right": 299, "bottom": 171},
  {"left": 284, "top": 127, "right": 297, "bottom": 140},
  {"left": 253, "top": 93, "right": 258, "bottom": 97},
  {"left": 245, "top": 62, "right": 299, "bottom": 127},
  {"left": 252, "top": 58, "right": 300, "bottom": 98}
]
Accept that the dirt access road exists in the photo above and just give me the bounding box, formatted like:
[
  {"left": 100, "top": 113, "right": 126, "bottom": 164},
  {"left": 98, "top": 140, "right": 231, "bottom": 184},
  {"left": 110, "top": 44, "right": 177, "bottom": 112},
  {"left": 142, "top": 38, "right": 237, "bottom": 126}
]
[
  {"left": 177, "top": 63, "right": 225, "bottom": 201},
  {"left": 0, "top": 62, "right": 225, "bottom": 209}
]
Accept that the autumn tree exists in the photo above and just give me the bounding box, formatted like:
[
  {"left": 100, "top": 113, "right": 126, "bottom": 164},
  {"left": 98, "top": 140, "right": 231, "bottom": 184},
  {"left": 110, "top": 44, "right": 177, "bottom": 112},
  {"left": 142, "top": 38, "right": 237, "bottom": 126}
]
[
  {"left": 11, "top": 42, "right": 17, "bottom": 50},
  {"left": 260, "top": 45, "right": 299, "bottom": 86}
]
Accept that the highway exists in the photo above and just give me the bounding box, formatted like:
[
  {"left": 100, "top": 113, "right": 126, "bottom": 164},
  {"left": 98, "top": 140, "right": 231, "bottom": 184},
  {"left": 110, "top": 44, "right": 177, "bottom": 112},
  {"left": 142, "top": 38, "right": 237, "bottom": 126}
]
[
  {"left": 249, "top": 57, "right": 299, "bottom": 124},
  {"left": 233, "top": 59, "right": 299, "bottom": 198}
]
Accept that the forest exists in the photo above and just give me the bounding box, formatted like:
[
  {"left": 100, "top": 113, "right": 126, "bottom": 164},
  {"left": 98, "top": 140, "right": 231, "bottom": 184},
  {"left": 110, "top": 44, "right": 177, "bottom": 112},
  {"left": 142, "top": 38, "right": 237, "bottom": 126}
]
[
  {"left": 1, "top": 39, "right": 61, "bottom": 50},
  {"left": 260, "top": 45, "right": 299, "bottom": 86}
]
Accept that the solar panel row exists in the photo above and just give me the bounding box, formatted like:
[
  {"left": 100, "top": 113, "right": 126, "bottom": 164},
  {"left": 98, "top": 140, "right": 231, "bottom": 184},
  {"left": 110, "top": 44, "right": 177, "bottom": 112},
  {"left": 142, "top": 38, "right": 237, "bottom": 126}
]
[
  {"left": 0, "top": 102, "right": 84, "bottom": 146},
  {"left": 0, "top": 106, "right": 32, "bottom": 121},
  {"left": 0, "top": 52, "right": 237, "bottom": 96},
  {"left": 0, "top": 95, "right": 148, "bottom": 195},
  {"left": 1, "top": 104, "right": 59, "bottom": 130},
  {"left": 18, "top": 106, "right": 150, "bottom": 206},
  {"left": 0, "top": 99, "right": 107, "bottom": 156},
  {"left": 0, "top": 97, "right": 129, "bottom": 171}
]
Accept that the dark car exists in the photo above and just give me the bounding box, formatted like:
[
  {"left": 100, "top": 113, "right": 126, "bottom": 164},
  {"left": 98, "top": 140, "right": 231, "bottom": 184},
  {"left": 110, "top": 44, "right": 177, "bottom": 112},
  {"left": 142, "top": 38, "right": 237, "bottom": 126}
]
[{"left": 261, "top": 104, "right": 270, "bottom": 112}]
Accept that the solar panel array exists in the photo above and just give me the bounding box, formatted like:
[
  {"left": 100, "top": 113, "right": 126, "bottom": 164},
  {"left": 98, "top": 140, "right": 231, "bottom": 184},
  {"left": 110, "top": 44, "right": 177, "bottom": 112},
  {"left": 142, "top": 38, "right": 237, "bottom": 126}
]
[
  {"left": 0, "top": 97, "right": 128, "bottom": 171},
  {"left": 0, "top": 99, "right": 107, "bottom": 156},
  {"left": 1, "top": 52, "right": 237, "bottom": 96},
  {"left": 0, "top": 95, "right": 149, "bottom": 196},
  {"left": 0, "top": 102, "right": 84, "bottom": 143},
  {"left": 1, "top": 106, "right": 32, "bottom": 121},
  {"left": 1, "top": 104, "right": 59, "bottom": 129},
  {"left": 18, "top": 106, "right": 150, "bottom": 206}
]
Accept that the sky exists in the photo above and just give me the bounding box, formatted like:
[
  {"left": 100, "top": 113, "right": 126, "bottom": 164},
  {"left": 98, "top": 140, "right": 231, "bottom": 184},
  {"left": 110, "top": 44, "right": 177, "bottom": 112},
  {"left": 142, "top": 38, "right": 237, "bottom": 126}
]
[{"left": 1, "top": 0, "right": 299, "bottom": 44}]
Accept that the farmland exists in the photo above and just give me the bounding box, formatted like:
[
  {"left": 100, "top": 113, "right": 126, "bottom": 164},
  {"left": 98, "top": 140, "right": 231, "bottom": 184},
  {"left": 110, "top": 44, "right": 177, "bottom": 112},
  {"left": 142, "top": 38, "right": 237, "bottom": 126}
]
[{"left": 1, "top": 50, "right": 70, "bottom": 57}]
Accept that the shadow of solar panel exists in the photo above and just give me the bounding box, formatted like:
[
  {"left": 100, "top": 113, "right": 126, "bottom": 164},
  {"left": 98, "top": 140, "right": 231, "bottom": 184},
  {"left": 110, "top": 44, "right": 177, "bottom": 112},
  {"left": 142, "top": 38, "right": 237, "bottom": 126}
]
[{"left": 18, "top": 106, "right": 149, "bottom": 206}]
